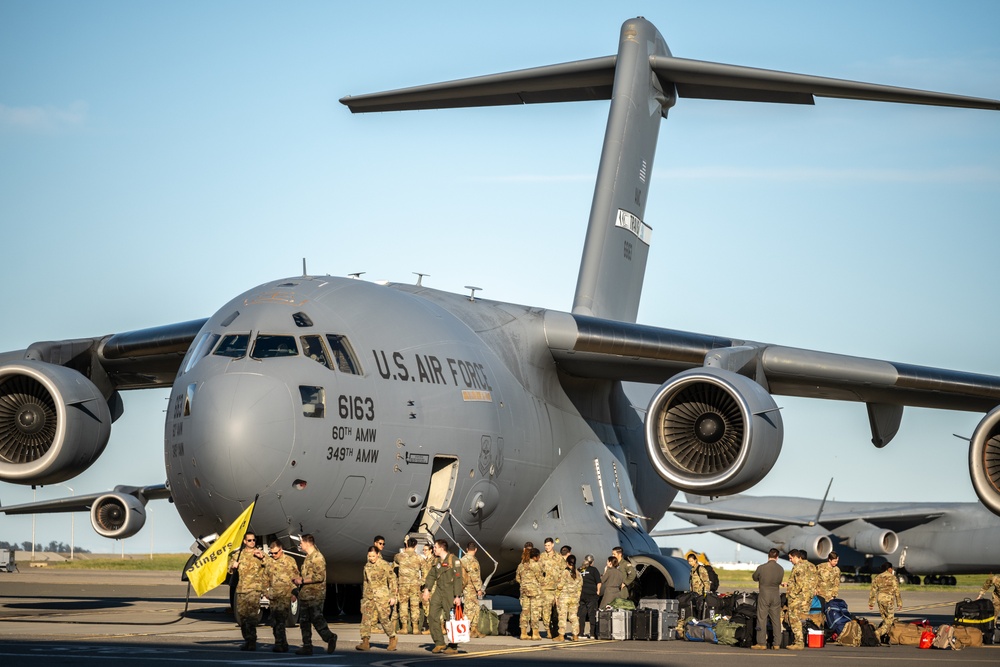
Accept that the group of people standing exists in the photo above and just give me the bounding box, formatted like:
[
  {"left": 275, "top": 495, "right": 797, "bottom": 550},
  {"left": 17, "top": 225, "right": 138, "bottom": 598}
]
[
  {"left": 516, "top": 538, "right": 636, "bottom": 641},
  {"left": 361, "top": 535, "right": 483, "bottom": 655},
  {"left": 228, "top": 532, "right": 337, "bottom": 655}
]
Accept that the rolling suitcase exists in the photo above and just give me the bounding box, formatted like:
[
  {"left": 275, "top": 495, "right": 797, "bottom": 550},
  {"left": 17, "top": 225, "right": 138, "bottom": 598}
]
[
  {"left": 954, "top": 597, "right": 995, "bottom": 643},
  {"left": 597, "top": 609, "right": 632, "bottom": 640}
]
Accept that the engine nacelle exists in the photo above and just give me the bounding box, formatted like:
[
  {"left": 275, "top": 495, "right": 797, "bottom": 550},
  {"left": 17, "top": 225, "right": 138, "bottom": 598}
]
[
  {"left": 788, "top": 533, "right": 833, "bottom": 561},
  {"left": 0, "top": 361, "right": 112, "bottom": 486},
  {"left": 91, "top": 492, "right": 146, "bottom": 539},
  {"left": 970, "top": 405, "right": 1000, "bottom": 518},
  {"left": 847, "top": 528, "right": 899, "bottom": 556},
  {"left": 644, "top": 367, "right": 783, "bottom": 495}
]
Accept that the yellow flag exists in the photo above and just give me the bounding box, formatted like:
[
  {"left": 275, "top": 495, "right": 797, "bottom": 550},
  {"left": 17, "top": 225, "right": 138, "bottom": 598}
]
[{"left": 186, "top": 501, "right": 255, "bottom": 596}]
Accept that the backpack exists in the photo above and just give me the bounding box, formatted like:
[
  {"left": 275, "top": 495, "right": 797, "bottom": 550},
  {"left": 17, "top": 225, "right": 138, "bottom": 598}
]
[
  {"left": 933, "top": 624, "right": 959, "bottom": 650},
  {"left": 837, "top": 620, "right": 862, "bottom": 647},
  {"left": 858, "top": 618, "right": 880, "bottom": 647},
  {"left": 824, "top": 598, "right": 851, "bottom": 635},
  {"left": 732, "top": 612, "right": 757, "bottom": 649},
  {"left": 703, "top": 564, "right": 720, "bottom": 592},
  {"left": 609, "top": 597, "right": 635, "bottom": 610}
]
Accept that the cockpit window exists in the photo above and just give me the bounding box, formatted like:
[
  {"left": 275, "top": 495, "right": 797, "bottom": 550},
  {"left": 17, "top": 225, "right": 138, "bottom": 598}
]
[
  {"left": 182, "top": 332, "right": 220, "bottom": 374},
  {"left": 252, "top": 334, "right": 299, "bottom": 359},
  {"left": 326, "top": 334, "right": 361, "bottom": 375},
  {"left": 214, "top": 334, "right": 250, "bottom": 359},
  {"left": 293, "top": 312, "right": 314, "bottom": 328},
  {"left": 300, "top": 335, "right": 331, "bottom": 369}
]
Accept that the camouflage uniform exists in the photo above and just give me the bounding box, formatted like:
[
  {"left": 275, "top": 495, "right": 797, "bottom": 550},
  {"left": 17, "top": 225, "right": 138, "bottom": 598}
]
[
  {"left": 868, "top": 569, "right": 902, "bottom": 640},
  {"left": 815, "top": 561, "right": 841, "bottom": 602},
  {"left": 516, "top": 559, "right": 543, "bottom": 637},
  {"left": 786, "top": 559, "right": 818, "bottom": 647},
  {"left": 361, "top": 557, "right": 398, "bottom": 640},
  {"left": 230, "top": 548, "right": 268, "bottom": 648},
  {"left": 394, "top": 548, "right": 424, "bottom": 634},
  {"left": 980, "top": 573, "right": 1000, "bottom": 620},
  {"left": 266, "top": 551, "right": 300, "bottom": 651},
  {"left": 424, "top": 551, "right": 465, "bottom": 650},
  {"left": 460, "top": 552, "right": 483, "bottom": 636},
  {"left": 689, "top": 562, "right": 711, "bottom": 596},
  {"left": 538, "top": 550, "right": 563, "bottom": 635},
  {"left": 419, "top": 550, "right": 435, "bottom": 633},
  {"left": 297, "top": 548, "right": 336, "bottom": 651},
  {"left": 555, "top": 566, "right": 583, "bottom": 638}
]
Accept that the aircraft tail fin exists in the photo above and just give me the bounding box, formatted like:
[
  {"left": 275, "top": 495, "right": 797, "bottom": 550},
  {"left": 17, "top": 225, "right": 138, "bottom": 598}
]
[{"left": 341, "top": 18, "right": 1000, "bottom": 323}]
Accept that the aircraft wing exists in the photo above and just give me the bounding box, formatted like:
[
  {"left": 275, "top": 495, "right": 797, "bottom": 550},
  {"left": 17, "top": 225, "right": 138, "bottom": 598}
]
[
  {"left": 543, "top": 311, "right": 1000, "bottom": 424},
  {"left": 651, "top": 521, "right": 784, "bottom": 536},
  {"left": 668, "top": 501, "right": 813, "bottom": 527},
  {"left": 0, "top": 483, "right": 170, "bottom": 515}
]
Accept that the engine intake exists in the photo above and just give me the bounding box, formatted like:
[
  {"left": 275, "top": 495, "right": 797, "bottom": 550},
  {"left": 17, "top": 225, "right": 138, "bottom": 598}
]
[
  {"left": 848, "top": 528, "right": 899, "bottom": 556},
  {"left": 969, "top": 405, "right": 1000, "bottom": 517},
  {"left": 788, "top": 533, "right": 833, "bottom": 561},
  {"left": 0, "top": 361, "right": 112, "bottom": 485},
  {"left": 91, "top": 492, "right": 147, "bottom": 539},
  {"left": 644, "top": 367, "right": 783, "bottom": 495}
]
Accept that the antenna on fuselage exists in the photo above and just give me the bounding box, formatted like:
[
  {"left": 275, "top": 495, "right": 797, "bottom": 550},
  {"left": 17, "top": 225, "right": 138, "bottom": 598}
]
[
  {"left": 348, "top": 272, "right": 365, "bottom": 279},
  {"left": 413, "top": 272, "right": 429, "bottom": 286},
  {"left": 302, "top": 258, "right": 307, "bottom": 276},
  {"left": 464, "top": 286, "right": 482, "bottom": 302}
]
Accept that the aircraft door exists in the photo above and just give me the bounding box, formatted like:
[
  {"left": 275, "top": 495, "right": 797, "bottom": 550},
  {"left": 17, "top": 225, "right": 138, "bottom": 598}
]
[{"left": 411, "top": 455, "right": 459, "bottom": 536}]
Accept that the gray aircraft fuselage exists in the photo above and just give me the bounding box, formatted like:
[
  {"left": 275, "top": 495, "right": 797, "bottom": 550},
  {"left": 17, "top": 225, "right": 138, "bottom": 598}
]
[{"left": 167, "top": 277, "right": 668, "bottom": 583}]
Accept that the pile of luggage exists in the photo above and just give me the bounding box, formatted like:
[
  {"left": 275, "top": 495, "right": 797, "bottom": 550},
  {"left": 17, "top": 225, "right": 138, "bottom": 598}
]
[{"left": 619, "top": 590, "right": 997, "bottom": 650}]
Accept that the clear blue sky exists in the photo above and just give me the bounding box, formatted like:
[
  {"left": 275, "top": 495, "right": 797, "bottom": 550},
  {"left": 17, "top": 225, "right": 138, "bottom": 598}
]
[{"left": 1, "top": 1, "right": 998, "bottom": 561}]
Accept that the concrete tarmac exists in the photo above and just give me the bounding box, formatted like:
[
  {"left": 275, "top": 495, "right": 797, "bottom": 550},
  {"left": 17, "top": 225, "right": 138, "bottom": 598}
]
[{"left": 0, "top": 569, "right": 996, "bottom": 666}]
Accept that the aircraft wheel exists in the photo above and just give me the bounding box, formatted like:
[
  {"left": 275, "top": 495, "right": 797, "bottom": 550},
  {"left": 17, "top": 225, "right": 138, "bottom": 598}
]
[
  {"left": 896, "top": 573, "right": 908, "bottom": 586},
  {"left": 839, "top": 574, "right": 849, "bottom": 583},
  {"left": 947, "top": 576, "right": 957, "bottom": 586},
  {"left": 909, "top": 575, "right": 921, "bottom": 585}
]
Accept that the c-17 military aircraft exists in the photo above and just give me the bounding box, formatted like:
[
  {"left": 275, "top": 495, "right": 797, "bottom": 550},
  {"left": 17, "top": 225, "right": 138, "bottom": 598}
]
[
  {"left": 1, "top": 17, "right": 1000, "bottom": 597},
  {"left": 653, "top": 487, "right": 1000, "bottom": 585}
]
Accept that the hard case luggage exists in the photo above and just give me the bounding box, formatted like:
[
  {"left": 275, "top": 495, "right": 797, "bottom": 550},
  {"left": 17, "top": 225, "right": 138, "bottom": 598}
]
[
  {"left": 597, "top": 609, "right": 632, "bottom": 641},
  {"left": 954, "top": 597, "right": 995, "bottom": 643},
  {"left": 633, "top": 608, "right": 658, "bottom": 640}
]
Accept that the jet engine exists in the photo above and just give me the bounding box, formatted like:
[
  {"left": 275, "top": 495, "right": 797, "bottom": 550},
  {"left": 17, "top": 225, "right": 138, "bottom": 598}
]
[
  {"left": 0, "top": 361, "right": 112, "bottom": 486},
  {"left": 969, "top": 404, "right": 1000, "bottom": 518},
  {"left": 644, "top": 367, "right": 783, "bottom": 495},
  {"left": 91, "top": 492, "right": 147, "bottom": 539},
  {"left": 788, "top": 533, "right": 833, "bottom": 561},
  {"left": 846, "top": 527, "right": 899, "bottom": 555}
]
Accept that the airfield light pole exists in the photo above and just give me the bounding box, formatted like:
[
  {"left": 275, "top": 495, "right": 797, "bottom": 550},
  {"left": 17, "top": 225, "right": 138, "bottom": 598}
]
[
  {"left": 148, "top": 507, "right": 154, "bottom": 560},
  {"left": 59, "top": 484, "right": 75, "bottom": 560},
  {"left": 31, "top": 488, "right": 35, "bottom": 562}
]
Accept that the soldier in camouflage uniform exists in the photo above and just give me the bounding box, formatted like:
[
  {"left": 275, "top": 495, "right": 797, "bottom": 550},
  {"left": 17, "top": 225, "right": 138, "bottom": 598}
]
[
  {"left": 418, "top": 543, "right": 435, "bottom": 634},
  {"left": 228, "top": 532, "right": 268, "bottom": 651},
  {"left": 868, "top": 562, "right": 902, "bottom": 642},
  {"left": 357, "top": 546, "right": 398, "bottom": 651},
  {"left": 460, "top": 542, "right": 484, "bottom": 638},
  {"left": 394, "top": 538, "right": 424, "bottom": 635},
  {"left": 265, "top": 540, "right": 300, "bottom": 653},
  {"left": 538, "top": 538, "right": 563, "bottom": 637},
  {"left": 784, "top": 549, "right": 817, "bottom": 650},
  {"left": 516, "top": 546, "right": 543, "bottom": 640},
  {"left": 553, "top": 554, "right": 582, "bottom": 641},
  {"left": 675, "top": 553, "right": 711, "bottom": 637},
  {"left": 815, "top": 552, "right": 841, "bottom": 605},
  {"left": 291, "top": 534, "right": 337, "bottom": 655},
  {"left": 423, "top": 538, "right": 465, "bottom": 654},
  {"left": 978, "top": 572, "right": 1000, "bottom": 620}
]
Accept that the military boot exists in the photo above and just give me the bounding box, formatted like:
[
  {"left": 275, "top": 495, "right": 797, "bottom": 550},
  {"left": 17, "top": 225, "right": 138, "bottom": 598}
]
[
  {"left": 531, "top": 630, "right": 542, "bottom": 641},
  {"left": 355, "top": 638, "right": 370, "bottom": 651},
  {"left": 552, "top": 634, "right": 564, "bottom": 642},
  {"left": 387, "top": 636, "right": 398, "bottom": 651},
  {"left": 294, "top": 645, "right": 313, "bottom": 655},
  {"left": 399, "top": 625, "right": 410, "bottom": 635},
  {"left": 520, "top": 630, "right": 530, "bottom": 640}
]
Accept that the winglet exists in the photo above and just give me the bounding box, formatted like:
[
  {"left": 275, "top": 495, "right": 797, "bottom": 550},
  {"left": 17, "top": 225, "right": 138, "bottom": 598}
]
[{"left": 812, "top": 478, "right": 833, "bottom": 526}]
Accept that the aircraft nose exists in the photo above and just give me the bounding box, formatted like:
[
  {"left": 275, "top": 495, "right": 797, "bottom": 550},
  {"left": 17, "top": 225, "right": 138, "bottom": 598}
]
[{"left": 186, "top": 372, "right": 295, "bottom": 501}]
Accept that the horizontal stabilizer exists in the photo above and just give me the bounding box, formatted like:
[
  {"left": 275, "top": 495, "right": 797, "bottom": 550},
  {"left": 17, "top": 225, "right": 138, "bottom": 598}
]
[
  {"left": 650, "top": 56, "right": 1000, "bottom": 110},
  {"left": 340, "top": 56, "right": 617, "bottom": 112}
]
